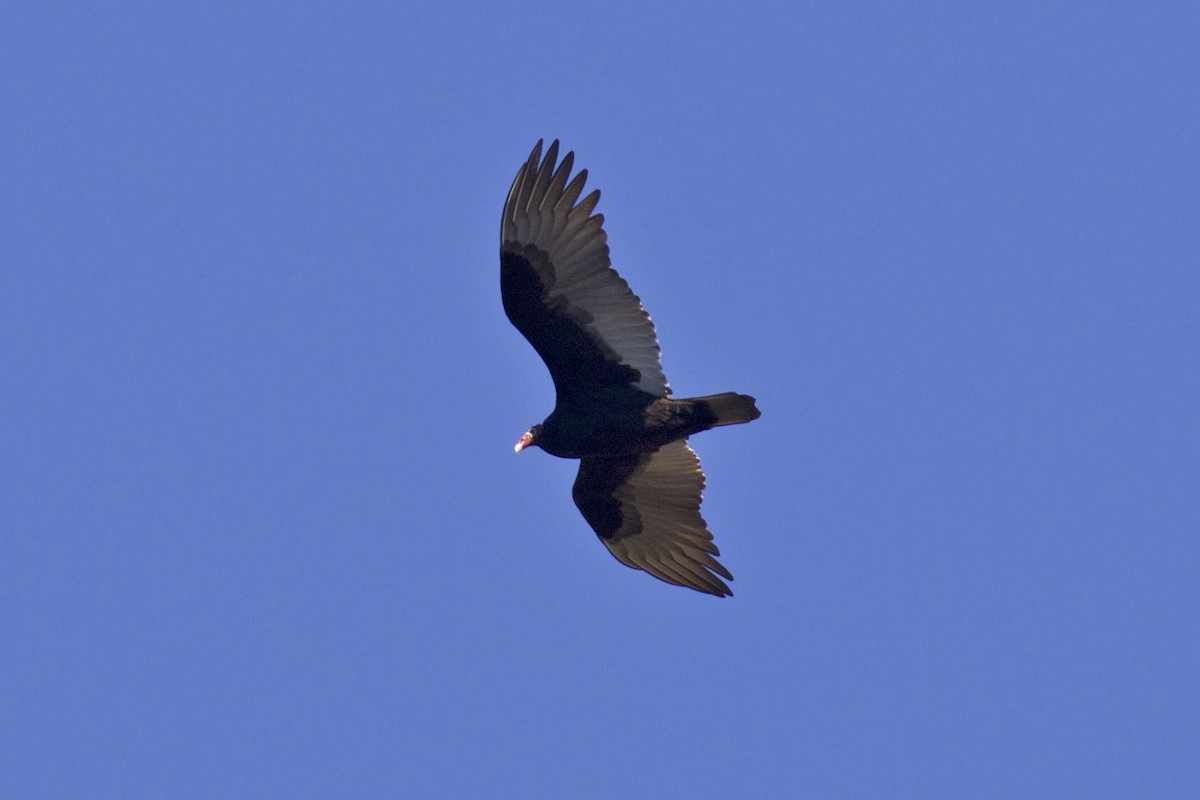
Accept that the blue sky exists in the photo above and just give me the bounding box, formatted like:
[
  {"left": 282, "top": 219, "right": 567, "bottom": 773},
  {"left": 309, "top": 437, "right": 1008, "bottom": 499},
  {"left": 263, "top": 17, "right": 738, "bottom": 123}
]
[{"left": 2, "top": 2, "right": 1197, "bottom": 797}]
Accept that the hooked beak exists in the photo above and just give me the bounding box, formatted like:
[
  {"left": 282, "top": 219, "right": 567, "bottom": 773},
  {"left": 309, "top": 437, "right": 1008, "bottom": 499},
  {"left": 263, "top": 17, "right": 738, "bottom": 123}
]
[{"left": 514, "top": 431, "right": 534, "bottom": 453}]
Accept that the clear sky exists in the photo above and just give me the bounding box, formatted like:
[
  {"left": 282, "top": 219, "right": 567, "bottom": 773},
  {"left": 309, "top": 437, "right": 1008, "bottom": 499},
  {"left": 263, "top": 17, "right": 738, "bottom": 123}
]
[{"left": 3, "top": 2, "right": 1197, "bottom": 797}]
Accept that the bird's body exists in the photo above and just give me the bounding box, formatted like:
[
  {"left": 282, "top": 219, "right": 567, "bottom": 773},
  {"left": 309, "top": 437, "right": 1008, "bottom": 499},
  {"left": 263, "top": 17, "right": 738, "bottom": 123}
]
[
  {"left": 523, "top": 389, "right": 749, "bottom": 459},
  {"left": 501, "top": 140, "right": 760, "bottom": 597}
]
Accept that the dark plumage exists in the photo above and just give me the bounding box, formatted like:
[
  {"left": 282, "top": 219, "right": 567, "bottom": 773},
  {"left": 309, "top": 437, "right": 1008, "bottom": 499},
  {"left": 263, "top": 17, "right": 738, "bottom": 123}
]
[{"left": 500, "top": 140, "right": 760, "bottom": 597}]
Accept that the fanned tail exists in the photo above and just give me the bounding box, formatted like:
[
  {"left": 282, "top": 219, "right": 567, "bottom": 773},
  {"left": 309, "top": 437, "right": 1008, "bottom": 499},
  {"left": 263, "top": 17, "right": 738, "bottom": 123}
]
[{"left": 688, "top": 392, "right": 761, "bottom": 427}]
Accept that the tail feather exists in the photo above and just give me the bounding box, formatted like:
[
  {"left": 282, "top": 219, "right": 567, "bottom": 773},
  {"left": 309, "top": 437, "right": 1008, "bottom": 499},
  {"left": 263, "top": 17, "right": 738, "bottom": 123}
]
[{"left": 689, "top": 392, "right": 761, "bottom": 428}]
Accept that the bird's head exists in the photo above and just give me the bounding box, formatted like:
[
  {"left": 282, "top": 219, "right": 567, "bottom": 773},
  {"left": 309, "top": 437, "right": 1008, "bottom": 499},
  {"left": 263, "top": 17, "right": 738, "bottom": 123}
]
[{"left": 514, "top": 424, "right": 543, "bottom": 453}]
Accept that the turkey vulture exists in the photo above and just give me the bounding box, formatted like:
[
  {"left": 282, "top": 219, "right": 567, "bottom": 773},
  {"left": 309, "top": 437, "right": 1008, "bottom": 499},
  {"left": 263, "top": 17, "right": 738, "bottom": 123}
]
[{"left": 500, "top": 140, "right": 760, "bottom": 597}]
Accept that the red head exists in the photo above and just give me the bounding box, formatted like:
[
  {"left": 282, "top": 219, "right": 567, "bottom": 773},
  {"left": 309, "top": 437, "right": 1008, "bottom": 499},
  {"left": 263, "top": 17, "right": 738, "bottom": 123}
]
[{"left": 514, "top": 424, "right": 543, "bottom": 453}]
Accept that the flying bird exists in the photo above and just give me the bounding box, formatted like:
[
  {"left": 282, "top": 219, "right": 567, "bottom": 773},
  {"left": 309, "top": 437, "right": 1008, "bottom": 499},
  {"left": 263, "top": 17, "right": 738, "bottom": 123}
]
[{"left": 500, "top": 140, "right": 761, "bottom": 597}]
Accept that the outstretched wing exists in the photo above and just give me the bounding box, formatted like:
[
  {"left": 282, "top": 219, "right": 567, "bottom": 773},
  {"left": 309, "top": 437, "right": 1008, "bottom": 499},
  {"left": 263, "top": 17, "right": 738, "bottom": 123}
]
[
  {"left": 572, "top": 440, "right": 733, "bottom": 597},
  {"left": 500, "top": 140, "right": 670, "bottom": 400}
]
